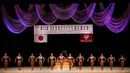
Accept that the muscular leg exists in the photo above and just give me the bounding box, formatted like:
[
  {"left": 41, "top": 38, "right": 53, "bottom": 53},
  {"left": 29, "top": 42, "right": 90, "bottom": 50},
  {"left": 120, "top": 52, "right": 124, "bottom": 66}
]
[
  {"left": 79, "top": 62, "right": 82, "bottom": 70},
  {"left": 60, "top": 62, "right": 63, "bottom": 70},
  {"left": 18, "top": 62, "right": 21, "bottom": 70},
  {"left": 31, "top": 62, "right": 34, "bottom": 70},
  {"left": 4, "top": 62, "right": 8, "bottom": 70},
  {"left": 69, "top": 62, "right": 72, "bottom": 70},
  {"left": 72, "top": 63, "right": 74, "bottom": 67},
  {"left": 102, "top": 63, "right": 104, "bottom": 70},
  {"left": 90, "top": 62, "right": 94, "bottom": 70},
  {"left": 71, "top": 62, "right": 73, "bottom": 70},
  {"left": 32, "top": 64, "right": 34, "bottom": 70},
  {"left": 78, "top": 62, "right": 80, "bottom": 69},
  {"left": 40, "top": 62, "right": 43, "bottom": 70},
  {"left": 39, "top": 62, "right": 43, "bottom": 70},
  {"left": 52, "top": 62, "right": 55, "bottom": 70},
  {"left": 121, "top": 63, "right": 124, "bottom": 70},
  {"left": 50, "top": 62, "right": 54, "bottom": 70},
  {"left": 80, "top": 62, "right": 82, "bottom": 70},
  {"left": 100, "top": 62, "right": 104, "bottom": 70},
  {"left": 110, "top": 62, "right": 113, "bottom": 70}
]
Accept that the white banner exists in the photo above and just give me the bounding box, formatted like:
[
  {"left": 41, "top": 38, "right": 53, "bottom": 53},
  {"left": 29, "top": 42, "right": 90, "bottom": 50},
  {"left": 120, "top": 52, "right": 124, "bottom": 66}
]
[
  {"left": 34, "top": 24, "right": 93, "bottom": 34},
  {"left": 34, "top": 34, "right": 47, "bottom": 43}
]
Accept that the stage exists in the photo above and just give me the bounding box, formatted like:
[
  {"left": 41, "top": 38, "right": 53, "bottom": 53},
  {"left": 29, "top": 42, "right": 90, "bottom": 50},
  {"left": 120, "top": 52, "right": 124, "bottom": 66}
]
[{"left": 0, "top": 67, "right": 130, "bottom": 73}]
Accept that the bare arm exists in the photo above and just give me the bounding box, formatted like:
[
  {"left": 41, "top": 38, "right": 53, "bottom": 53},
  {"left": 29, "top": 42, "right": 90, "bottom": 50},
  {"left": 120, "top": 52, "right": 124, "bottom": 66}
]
[
  {"left": 36, "top": 57, "right": 39, "bottom": 62},
  {"left": 73, "top": 57, "right": 75, "bottom": 62},
  {"left": 124, "top": 58, "right": 126, "bottom": 61},
  {"left": 87, "top": 57, "right": 89, "bottom": 62},
  {"left": 8, "top": 56, "right": 11, "bottom": 61},
  {"left": 63, "top": 56, "right": 66, "bottom": 60},
  {"left": 98, "top": 57, "right": 100, "bottom": 62},
  {"left": 67, "top": 57, "right": 69, "bottom": 61},
  {"left": 21, "top": 57, "right": 23, "bottom": 62},
  {"left": 76, "top": 57, "right": 78, "bottom": 62},
  {"left": 47, "top": 57, "right": 50, "bottom": 63},
  {"left": 57, "top": 56, "right": 60, "bottom": 61},
  {"left": 15, "top": 57, "right": 17, "bottom": 62},
  {"left": 104, "top": 57, "right": 106, "bottom": 62},
  {"left": 82, "top": 56, "right": 85, "bottom": 61},
  {"left": 94, "top": 57, "right": 96, "bottom": 61},
  {"left": 1, "top": 56, "right": 4, "bottom": 62},
  {"left": 54, "top": 57, "right": 56, "bottom": 62},
  {"left": 42, "top": 56, "right": 45, "bottom": 62},
  {"left": 107, "top": 57, "right": 110, "bottom": 62},
  {"left": 28, "top": 57, "right": 31, "bottom": 62},
  {"left": 34, "top": 56, "right": 37, "bottom": 62}
]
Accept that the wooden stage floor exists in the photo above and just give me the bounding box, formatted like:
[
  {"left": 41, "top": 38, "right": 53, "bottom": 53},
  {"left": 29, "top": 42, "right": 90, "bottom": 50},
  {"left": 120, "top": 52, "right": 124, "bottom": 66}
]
[{"left": 0, "top": 66, "right": 130, "bottom": 73}]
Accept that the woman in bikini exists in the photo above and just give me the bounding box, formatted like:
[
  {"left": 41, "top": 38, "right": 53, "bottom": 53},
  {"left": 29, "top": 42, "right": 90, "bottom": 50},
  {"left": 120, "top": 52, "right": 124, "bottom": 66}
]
[
  {"left": 118, "top": 55, "right": 126, "bottom": 70},
  {"left": 1, "top": 53, "right": 11, "bottom": 70},
  {"left": 57, "top": 53, "right": 66, "bottom": 70},
  {"left": 98, "top": 54, "right": 106, "bottom": 70},
  {"left": 15, "top": 53, "right": 23, "bottom": 70},
  {"left": 107, "top": 54, "right": 116, "bottom": 70},
  {"left": 87, "top": 54, "right": 96, "bottom": 70},
  {"left": 76, "top": 54, "right": 84, "bottom": 70},
  {"left": 28, "top": 53, "right": 36, "bottom": 70},
  {"left": 67, "top": 53, "right": 75, "bottom": 70},
  {"left": 36, "top": 53, "right": 45, "bottom": 70},
  {"left": 47, "top": 53, "right": 56, "bottom": 70}
]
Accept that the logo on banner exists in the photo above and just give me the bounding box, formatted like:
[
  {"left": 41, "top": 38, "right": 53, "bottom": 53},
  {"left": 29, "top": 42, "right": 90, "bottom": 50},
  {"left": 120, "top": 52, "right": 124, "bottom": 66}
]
[
  {"left": 34, "top": 34, "right": 47, "bottom": 43},
  {"left": 80, "top": 34, "right": 93, "bottom": 42},
  {"left": 38, "top": 35, "right": 44, "bottom": 41}
]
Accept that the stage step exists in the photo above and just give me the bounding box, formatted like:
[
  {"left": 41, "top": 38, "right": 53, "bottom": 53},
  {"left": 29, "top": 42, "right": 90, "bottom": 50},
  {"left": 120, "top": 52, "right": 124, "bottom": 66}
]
[{"left": 54, "top": 59, "right": 73, "bottom": 68}]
